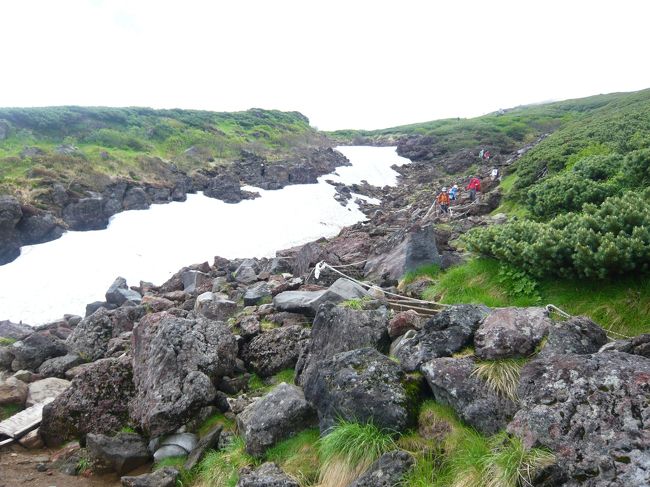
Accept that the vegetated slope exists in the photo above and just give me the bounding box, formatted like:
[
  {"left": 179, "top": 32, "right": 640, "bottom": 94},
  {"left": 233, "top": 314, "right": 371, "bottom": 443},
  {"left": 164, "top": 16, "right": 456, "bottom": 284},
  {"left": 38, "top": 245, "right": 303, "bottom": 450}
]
[
  {"left": 333, "top": 88, "right": 650, "bottom": 335},
  {"left": 0, "top": 106, "right": 324, "bottom": 203}
]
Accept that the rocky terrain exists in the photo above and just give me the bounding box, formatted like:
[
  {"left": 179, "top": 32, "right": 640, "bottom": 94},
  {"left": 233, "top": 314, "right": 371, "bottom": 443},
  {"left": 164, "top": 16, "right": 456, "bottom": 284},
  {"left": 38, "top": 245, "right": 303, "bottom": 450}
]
[
  {"left": 0, "top": 147, "right": 348, "bottom": 265},
  {"left": 1, "top": 128, "right": 649, "bottom": 487}
]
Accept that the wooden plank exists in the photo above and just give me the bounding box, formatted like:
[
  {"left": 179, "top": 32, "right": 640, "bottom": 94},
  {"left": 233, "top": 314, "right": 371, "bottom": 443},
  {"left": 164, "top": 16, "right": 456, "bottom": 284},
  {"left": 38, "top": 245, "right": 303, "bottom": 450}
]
[{"left": 0, "top": 398, "right": 53, "bottom": 439}]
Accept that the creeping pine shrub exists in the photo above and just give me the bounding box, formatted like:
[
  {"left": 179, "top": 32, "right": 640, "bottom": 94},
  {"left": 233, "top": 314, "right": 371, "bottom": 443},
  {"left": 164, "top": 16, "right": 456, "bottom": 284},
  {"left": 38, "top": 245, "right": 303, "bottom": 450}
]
[{"left": 466, "top": 191, "right": 650, "bottom": 279}]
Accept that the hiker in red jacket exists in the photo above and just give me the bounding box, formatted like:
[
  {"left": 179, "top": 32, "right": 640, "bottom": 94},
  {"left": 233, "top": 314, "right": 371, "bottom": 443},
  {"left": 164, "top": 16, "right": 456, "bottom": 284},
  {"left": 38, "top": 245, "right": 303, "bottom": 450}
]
[{"left": 466, "top": 177, "right": 481, "bottom": 201}]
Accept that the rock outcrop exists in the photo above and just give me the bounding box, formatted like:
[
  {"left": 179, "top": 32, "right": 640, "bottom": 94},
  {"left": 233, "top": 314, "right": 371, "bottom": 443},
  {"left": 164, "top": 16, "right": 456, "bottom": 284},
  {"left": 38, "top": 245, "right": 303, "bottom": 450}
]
[
  {"left": 129, "top": 312, "right": 237, "bottom": 436},
  {"left": 508, "top": 351, "right": 650, "bottom": 486}
]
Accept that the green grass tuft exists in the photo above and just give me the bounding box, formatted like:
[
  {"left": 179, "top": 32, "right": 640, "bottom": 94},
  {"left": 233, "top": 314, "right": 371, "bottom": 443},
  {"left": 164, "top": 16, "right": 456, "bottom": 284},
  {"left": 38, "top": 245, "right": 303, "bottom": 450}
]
[
  {"left": 401, "top": 263, "right": 442, "bottom": 287},
  {"left": 472, "top": 359, "right": 527, "bottom": 402},
  {"left": 265, "top": 428, "right": 320, "bottom": 485},
  {"left": 340, "top": 296, "right": 374, "bottom": 310},
  {"left": 0, "top": 404, "right": 22, "bottom": 420},
  {"left": 319, "top": 420, "right": 398, "bottom": 487},
  {"left": 198, "top": 412, "right": 236, "bottom": 437},
  {"left": 195, "top": 436, "right": 257, "bottom": 487},
  {"left": 0, "top": 337, "right": 17, "bottom": 346}
]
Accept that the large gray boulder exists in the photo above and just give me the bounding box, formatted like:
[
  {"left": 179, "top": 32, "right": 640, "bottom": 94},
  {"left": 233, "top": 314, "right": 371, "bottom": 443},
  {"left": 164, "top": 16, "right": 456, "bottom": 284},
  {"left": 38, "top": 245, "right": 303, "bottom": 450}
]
[
  {"left": 295, "top": 302, "right": 390, "bottom": 387},
  {"left": 421, "top": 357, "right": 518, "bottom": 435},
  {"left": 364, "top": 224, "right": 440, "bottom": 282},
  {"left": 236, "top": 462, "right": 299, "bottom": 487},
  {"left": 508, "top": 351, "right": 650, "bottom": 486},
  {"left": 537, "top": 316, "right": 608, "bottom": 358},
  {"left": 130, "top": 312, "right": 238, "bottom": 437},
  {"left": 40, "top": 356, "right": 135, "bottom": 446},
  {"left": 105, "top": 277, "right": 142, "bottom": 306},
  {"left": 304, "top": 348, "right": 411, "bottom": 433},
  {"left": 194, "top": 292, "right": 238, "bottom": 321},
  {"left": 67, "top": 306, "right": 145, "bottom": 361},
  {"left": 11, "top": 331, "right": 68, "bottom": 371},
  {"left": 62, "top": 197, "right": 108, "bottom": 231},
  {"left": 394, "top": 304, "right": 490, "bottom": 372},
  {"left": 237, "top": 383, "right": 316, "bottom": 457},
  {"left": 234, "top": 258, "right": 259, "bottom": 284},
  {"left": 87, "top": 432, "right": 150, "bottom": 474},
  {"left": 349, "top": 450, "right": 414, "bottom": 487},
  {"left": 38, "top": 353, "right": 84, "bottom": 378},
  {"left": 273, "top": 277, "right": 368, "bottom": 316},
  {"left": 241, "top": 325, "right": 311, "bottom": 377},
  {"left": 474, "top": 307, "right": 552, "bottom": 360},
  {"left": 243, "top": 282, "right": 272, "bottom": 306}
]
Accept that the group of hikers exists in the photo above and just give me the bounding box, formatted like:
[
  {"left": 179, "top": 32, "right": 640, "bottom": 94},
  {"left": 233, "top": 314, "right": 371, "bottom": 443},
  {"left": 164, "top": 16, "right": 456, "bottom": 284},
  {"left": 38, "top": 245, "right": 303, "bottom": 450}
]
[{"left": 435, "top": 176, "right": 481, "bottom": 215}]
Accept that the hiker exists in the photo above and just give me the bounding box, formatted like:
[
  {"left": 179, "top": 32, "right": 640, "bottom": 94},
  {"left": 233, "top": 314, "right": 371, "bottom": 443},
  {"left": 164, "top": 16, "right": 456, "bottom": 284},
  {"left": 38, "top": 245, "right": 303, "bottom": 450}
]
[
  {"left": 437, "top": 187, "right": 450, "bottom": 214},
  {"left": 479, "top": 148, "right": 484, "bottom": 160},
  {"left": 491, "top": 167, "right": 499, "bottom": 180},
  {"left": 449, "top": 184, "right": 459, "bottom": 202},
  {"left": 466, "top": 176, "right": 481, "bottom": 201},
  {"left": 484, "top": 150, "right": 491, "bottom": 160}
]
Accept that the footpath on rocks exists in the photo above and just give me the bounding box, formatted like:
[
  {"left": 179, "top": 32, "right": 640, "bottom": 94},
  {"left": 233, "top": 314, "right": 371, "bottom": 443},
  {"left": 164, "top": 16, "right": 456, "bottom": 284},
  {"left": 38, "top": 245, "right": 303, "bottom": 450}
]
[{"left": 0, "top": 139, "right": 649, "bottom": 487}]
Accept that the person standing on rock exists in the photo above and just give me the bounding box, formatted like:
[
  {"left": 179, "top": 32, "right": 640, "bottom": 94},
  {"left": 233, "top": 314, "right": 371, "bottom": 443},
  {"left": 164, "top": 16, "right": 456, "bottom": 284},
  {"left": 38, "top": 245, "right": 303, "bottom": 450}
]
[
  {"left": 437, "top": 187, "right": 450, "bottom": 214},
  {"left": 479, "top": 148, "right": 484, "bottom": 160},
  {"left": 449, "top": 184, "right": 459, "bottom": 203},
  {"left": 466, "top": 177, "right": 481, "bottom": 201}
]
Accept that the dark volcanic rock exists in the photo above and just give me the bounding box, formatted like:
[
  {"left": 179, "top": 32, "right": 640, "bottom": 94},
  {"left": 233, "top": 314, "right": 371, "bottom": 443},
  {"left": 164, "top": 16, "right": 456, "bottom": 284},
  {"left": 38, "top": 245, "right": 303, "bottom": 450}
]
[
  {"left": 105, "top": 276, "right": 142, "bottom": 306},
  {"left": 600, "top": 333, "right": 650, "bottom": 358},
  {"left": 394, "top": 305, "right": 490, "bottom": 372},
  {"left": 537, "top": 316, "right": 608, "bottom": 358},
  {"left": 236, "top": 462, "right": 299, "bottom": 487},
  {"left": 304, "top": 347, "right": 411, "bottom": 433},
  {"left": 474, "top": 307, "right": 552, "bottom": 360},
  {"left": 130, "top": 312, "right": 238, "bottom": 436},
  {"left": 349, "top": 450, "right": 414, "bottom": 487},
  {"left": 40, "top": 356, "right": 135, "bottom": 446},
  {"left": 421, "top": 356, "right": 518, "bottom": 435},
  {"left": 17, "top": 211, "right": 65, "bottom": 245},
  {"left": 243, "top": 282, "right": 272, "bottom": 306},
  {"left": 62, "top": 197, "right": 108, "bottom": 230},
  {"left": 242, "top": 325, "right": 311, "bottom": 377},
  {"left": 38, "top": 353, "right": 84, "bottom": 378},
  {"left": 67, "top": 306, "right": 145, "bottom": 361},
  {"left": 295, "top": 302, "right": 390, "bottom": 387},
  {"left": 122, "top": 187, "right": 150, "bottom": 210},
  {"left": 388, "top": 309, "right": 424, "bottom": 339},
  {"left": 237, "top": 383, "right": 316, "bottom": 457},
  {"left": 508, "top": 351, "right": 650, "bottom": 486},
  {"left": 11, "top": 331, "right": 68, "bottom": 371},
  {"left": 86, "top": 432, "right": 150, "bottom": 474},
  {"left": 364, "top": 224, "right": 441, "bottom": 282}
]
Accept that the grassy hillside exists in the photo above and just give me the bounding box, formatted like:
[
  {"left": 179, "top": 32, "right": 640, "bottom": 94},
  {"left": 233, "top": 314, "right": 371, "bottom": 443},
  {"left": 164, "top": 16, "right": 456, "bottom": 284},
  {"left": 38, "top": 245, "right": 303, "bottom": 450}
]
[
  {"left": 0, "top": 106, "right": 324, "bottom": 202},
  {"left": 328, "top": 91, "right": 637, "bottom": 154}
]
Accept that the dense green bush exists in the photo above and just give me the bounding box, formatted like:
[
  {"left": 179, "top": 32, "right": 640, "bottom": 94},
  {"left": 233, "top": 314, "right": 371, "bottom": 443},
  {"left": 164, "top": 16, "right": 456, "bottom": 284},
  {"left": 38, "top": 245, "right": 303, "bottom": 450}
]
[
  {"left": 525, "top": 154, "right": 622, "bottom": 218},
  {"left": 466, "top": 191, "right": 650, "bottom": 279}
]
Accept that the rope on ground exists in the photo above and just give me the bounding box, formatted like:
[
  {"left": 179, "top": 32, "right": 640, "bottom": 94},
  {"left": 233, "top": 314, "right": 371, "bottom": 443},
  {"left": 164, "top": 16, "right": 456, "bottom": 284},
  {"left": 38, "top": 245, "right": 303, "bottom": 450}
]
[
  {"left": 545, "top": 304, "right": 632, "bottom": 339},
  {"left": 314, "top": 261, "right": 450, "bottom": 308}
]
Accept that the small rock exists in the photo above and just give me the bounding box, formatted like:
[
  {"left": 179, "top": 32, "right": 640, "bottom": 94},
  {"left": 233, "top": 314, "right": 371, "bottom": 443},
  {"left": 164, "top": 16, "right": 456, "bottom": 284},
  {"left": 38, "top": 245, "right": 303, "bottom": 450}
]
[{"left": 121, "top": 467, "right": 179, "bottom": 487}]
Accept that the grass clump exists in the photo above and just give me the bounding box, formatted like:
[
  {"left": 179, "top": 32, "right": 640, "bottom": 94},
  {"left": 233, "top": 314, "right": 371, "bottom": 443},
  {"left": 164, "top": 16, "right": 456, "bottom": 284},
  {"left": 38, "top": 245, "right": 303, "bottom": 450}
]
[
  {"left": 119, "top": 425, "right": 136, "bottom": 434},
  {"left": 154, "top": 455, "right": 196, "bottom": 486},
  {"left": 265, "top": 428, "right": 320, "bottom": 486},
  {"left": 318, "top": 420, "right": 398, "bottom": 487},
  {"left": 484, "top": 433, "right": 556, "bottom": 487},
  {"left": 271, "top": 368, "right": 296, "bottom": 386},
  {"left": 198, "top": 411, "right": 236, "bottom": 437},
  {"left": 340, "top": 296, "right": 374, "bottom": 310},
  {"left": 0, "top": 404, "right": 22, "bottom": 420},
  {"left": 401, "top": 263, "right": 442, "bottom": 287},
  {"left": 0, "top": 337, "right": 16, "bottom": 346},
  {"left": 472, "top": 359, "right": 527, "bottom": 403},
  {"left": 195, "top": 436, "right": 257, "bottom": 487}
]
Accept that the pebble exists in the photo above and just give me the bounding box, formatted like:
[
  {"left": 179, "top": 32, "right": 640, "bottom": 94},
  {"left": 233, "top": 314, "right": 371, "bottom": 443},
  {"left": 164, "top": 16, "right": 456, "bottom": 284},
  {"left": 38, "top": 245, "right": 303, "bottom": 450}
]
[{"left": 36, "top": 463, "right": 48, "bottom": 472}]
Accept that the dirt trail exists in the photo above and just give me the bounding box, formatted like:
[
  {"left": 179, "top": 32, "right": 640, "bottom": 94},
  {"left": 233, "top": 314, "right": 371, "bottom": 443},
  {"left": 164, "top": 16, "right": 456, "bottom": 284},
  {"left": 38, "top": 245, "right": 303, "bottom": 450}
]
[{"left": 0, "top": 445, "right": 148, "bottom": 487}]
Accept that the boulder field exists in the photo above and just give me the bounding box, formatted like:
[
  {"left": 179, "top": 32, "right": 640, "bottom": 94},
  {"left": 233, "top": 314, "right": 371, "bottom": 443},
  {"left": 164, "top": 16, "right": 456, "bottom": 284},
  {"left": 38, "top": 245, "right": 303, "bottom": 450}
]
[
  {"left": 1, "top": 142, "right": 648, "bottom": 486},
  {"left": 1, "top": 249, "right": 648, "bottom": 486}
]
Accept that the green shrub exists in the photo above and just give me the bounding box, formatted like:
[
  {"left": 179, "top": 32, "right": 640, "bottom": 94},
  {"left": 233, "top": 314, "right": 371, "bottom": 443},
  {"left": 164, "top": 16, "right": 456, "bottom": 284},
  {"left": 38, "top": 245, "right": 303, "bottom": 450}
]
[
  {"left": 466, "top": 191, "right": 650, "bottom": 279},
  {"left": 496, "top": 265, "right": 541, "bottom": 302}
]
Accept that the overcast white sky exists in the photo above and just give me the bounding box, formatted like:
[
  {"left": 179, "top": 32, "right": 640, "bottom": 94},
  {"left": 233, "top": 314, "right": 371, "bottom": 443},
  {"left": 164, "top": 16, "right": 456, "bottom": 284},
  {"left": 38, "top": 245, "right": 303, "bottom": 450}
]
[{"left": 1, "top": 0, "right": 649, "bottom": 130}]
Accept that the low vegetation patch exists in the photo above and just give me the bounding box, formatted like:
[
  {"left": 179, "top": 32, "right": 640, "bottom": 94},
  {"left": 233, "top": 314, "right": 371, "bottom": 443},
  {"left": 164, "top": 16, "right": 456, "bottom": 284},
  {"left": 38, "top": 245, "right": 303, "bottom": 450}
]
[
  {"left": 197, "top": 412, "right": 236, "bottom": 437},
  {"left": 265, "top": 428, "right": 320, "bottom": 485},
  {"left": 194, "top": 436, "right": 256, "bottom": 487},
  {"left": 424, "top": 258, "right": 650, "bottom": 337},
  {"left": 472, "top": 359, "right": 527, "bottom": 402},
  {"left": 400, "top": 263, "right": 442, "bottom": 287},
  {"left": 318, "top": 420, "right": 398, "bottom": 487},
  {"left": 0, "top": 337, "right": 17, "bottom": 346}
]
